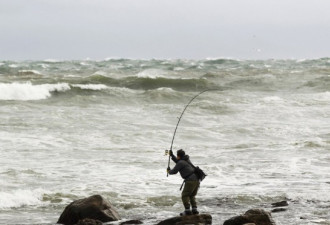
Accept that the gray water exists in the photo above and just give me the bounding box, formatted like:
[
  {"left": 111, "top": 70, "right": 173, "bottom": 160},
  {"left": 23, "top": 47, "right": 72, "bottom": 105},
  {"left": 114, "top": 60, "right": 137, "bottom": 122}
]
[{"left": 0, "top": 58, "right": 329, "bottom": 225}]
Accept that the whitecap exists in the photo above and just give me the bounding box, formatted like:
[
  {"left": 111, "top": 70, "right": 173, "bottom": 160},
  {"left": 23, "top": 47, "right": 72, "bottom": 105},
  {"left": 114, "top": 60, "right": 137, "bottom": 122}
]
[
  {"left": 92, "top": 71, "right": 107, "bottom": 76},
  {"left": 173, "top": 67, "right": 185, "bottom": 71},
  {"left": 262, "top": 96, "right": 283, "bottom": 103},
  {"left": 71, "top": 84, "right": 108, "bottom": 90},
  {"left": 80, "top": 62, "right": 90, "bottom": 66},
  {"left": 0, "top": 82, "right": 70, "bottom": 101},
  {"left": 312, "top": 91, "right": 330, "bottom": 102},
  {"left": 136, "top": 69, "right": 166, "bottom": 79},
  {"left": 38, "top": 63, "right": 49, "bottom": 69},
  {"left": 43, "top": 59, "right": 61, "bottom": 63},
  {"left": 0, "top": 189, "right": 44, "bottom": 209},
  {"left": 18, "top": 70, "right": 41, "bottom": 75}
]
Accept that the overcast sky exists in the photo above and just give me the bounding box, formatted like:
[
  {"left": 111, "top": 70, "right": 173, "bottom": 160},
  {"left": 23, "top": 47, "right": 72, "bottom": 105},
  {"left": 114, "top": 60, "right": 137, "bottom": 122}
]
[{"left": 0, "top": 0, "right": 329, "bottom": 60}]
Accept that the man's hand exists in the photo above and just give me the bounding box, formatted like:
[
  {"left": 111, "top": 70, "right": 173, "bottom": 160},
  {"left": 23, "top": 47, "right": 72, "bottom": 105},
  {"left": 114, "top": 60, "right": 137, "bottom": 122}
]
[
  {"left": 169, "top": 150, "right": 173, "bottom": 156},
  {"left": 167, "top": 167, "right": 171, "bottom": 174}
]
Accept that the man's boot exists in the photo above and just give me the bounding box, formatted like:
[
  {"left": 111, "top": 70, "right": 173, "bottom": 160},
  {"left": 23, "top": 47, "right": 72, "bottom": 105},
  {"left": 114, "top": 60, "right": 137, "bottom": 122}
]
[
  {"left": 192, "top": 207, "right": 199, "bottom": 215},
  {"left": 180, "top": 208, "right": 192, "bottom": 216}
]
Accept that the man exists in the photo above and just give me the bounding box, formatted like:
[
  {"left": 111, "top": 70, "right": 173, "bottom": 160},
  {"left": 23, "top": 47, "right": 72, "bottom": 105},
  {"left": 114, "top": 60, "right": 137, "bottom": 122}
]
[{"left": 167, "top": 149, "right": 200, "bottom": 216}]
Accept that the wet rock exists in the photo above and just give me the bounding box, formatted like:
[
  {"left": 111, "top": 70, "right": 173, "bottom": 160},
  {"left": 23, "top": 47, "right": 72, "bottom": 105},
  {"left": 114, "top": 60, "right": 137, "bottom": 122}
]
[
  {"left": 271, "top": 201, "right": 288, "bottom": 207},
  {"left": 75, "top": 218, "right": 102, "bottom": 225},
  {"left": 57, "top": 195, "right": 121, "bottom": 225},
  {"left": 223, "top": 209, "right": 275, "bottom": 225},
  {"left": 156, "top": 214, "right": 212, "bottom": 225},
  {"left": 271, "top": 208, "right": 287, "bottom": 213},
  {"left": 119, "top": 220, "right": 143, "bottom": 224}
]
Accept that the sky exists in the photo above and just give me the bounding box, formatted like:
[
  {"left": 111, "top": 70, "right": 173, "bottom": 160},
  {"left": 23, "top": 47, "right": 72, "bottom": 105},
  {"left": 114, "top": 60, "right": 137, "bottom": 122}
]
[{"left": 0, "top": 0, "right": 329, "bottom": 60}]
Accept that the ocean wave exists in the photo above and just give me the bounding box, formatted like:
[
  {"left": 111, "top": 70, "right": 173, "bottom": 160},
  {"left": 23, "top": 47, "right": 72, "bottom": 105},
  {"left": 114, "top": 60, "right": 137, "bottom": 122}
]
[
  {"left": 262, "top": 96, "right": 284, "bottom": 103},
  {"left": 87, "top": 75, "right": 215, "bottom": 91},
  {"left": 204, "top": 58, "right": 240, "bottom": 65},
  {"left": 42, "top": 192, "right": 79, "bottom": 204},
  {"left": 71, "top": 84, "right": 108, "bottom": 90},
  {"left": 43, "top": 59, "right": 63, "bottom": 63},
  {"left": 226, "top": 77, "right": 275, "bottom": 91},
  {"left": 0, "top": 189, "right": 44, "bottom": 209},
  {"left": 0, "top": 82, "right": 111, "bottom": 101},
  {"left": 136, "top": 69, "right": 168, "bottom": 79},
  {"left": 0, "top": 82, "right": 70, "bottom": 101},
  {"left": 303, "top": 75, "right": 330, "bottom": 90},
  {"left": 18, "top": 70, "right": 42, "bottom": 75}
]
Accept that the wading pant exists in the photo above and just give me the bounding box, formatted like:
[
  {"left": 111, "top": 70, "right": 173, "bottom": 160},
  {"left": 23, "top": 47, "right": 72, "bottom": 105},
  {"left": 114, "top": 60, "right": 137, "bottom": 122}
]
[{"left": 181, "top": 180, "right": 200, "bottom": 209}]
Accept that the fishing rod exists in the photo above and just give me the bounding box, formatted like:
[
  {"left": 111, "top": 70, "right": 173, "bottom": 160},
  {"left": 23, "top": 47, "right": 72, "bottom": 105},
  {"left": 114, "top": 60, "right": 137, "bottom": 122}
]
[{"left": 166, "top": 89, "right": 220, "bottom": 177}]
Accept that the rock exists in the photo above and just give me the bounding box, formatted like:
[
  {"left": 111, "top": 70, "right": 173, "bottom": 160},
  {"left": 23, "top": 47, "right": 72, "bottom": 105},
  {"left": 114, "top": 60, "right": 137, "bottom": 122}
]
[
  {"left": 57, "top": 195, "right": 121, "bottom": 225},
  {"left": 223, "top": 215, "right": 251, "bottom": 225},
  {"left": 119, "top": 220, "right": 143, "bottom": 224},
  {"left": 271, "top": 201, "right": 288, "bottom": 207},
  {"left": 75, "top": 218, "right": 102, "bottom": 225},
  {"left": 223, "top": 209, "right": 275, "bottom": 225},
  {"left": 156, "top": 214, "right": 212, "bottom": 225},
  {"left": 271, "top": 208, "right": 287, "bottom": 213}
]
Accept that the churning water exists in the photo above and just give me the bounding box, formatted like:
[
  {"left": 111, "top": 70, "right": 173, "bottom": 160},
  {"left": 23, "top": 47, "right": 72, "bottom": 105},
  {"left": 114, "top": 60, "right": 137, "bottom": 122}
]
[{"left": 0, "top": 58, "right": 329, "bottom": 224}]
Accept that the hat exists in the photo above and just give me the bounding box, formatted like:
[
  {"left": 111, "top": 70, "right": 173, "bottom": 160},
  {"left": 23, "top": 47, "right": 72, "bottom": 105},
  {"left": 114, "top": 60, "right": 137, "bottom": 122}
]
[{"left": 177, "top": 149, "right": 185, "bottom": 158}]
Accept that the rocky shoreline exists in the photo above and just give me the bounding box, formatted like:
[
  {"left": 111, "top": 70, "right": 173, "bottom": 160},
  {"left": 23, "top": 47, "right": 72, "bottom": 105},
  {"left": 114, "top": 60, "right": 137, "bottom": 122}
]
[{"left": 55, "top": 195, "right": 290, "bottom": 225}]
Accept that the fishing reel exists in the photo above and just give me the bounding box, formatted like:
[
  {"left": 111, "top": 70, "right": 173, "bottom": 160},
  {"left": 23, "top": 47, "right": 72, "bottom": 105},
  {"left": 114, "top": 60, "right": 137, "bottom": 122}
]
[{"left": 164, "top": 150, "right": 169, "bottom": 156}]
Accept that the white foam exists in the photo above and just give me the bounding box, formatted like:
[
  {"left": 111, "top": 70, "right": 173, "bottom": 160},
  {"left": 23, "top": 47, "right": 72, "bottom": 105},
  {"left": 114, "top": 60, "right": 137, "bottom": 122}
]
[
  {"left": 312, "top": 92, "right": 330, "bottom": 102},
  {"left": 104, "top": 57, "right": 120, "bottom": 61},
  {"left": 0, "top": 189, "right": 44, "bottom": 209},
  {"left": 18, "top": 70, "right": 41, "bottom": 75},
  {"left": 136, "top": 69, "right": 166, "bottom": 79},
  {"left": 92, "top": 71, "right": 107, "bottom": 76},
  {"left": 0, "top": 82, "right": 70, "bottom": 101},
  {"left": 72, "top": 84, "right": 108, "bottom": 90},
  {"left": 156, "top": 87, "right": 175, "bottom": 92},
  {"left": 43, "top": 59, "right": 61, "bottom": 63},
  {"left": 38, "top": 63, "right": 49, "bottom": 69},
  {"left": 79, "top": 62, "right": 90, "bottom": 66},
  {"left": 262, "top": 96, "right": 283, "bottom": 102}
]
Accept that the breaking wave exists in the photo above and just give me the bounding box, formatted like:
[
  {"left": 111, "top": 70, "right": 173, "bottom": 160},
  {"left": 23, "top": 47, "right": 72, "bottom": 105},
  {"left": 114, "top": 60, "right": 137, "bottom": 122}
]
[
  {"left": 86, "top": 75, "right": 215, "bottom": 91},
  {"left": 18, "top": 70, "right": 42, "bottom": 75},
  {"left": 71, "top": 84, "right": 108, "bottom": 90},
  {"left": 0, "top": 189, "right": 44, "bottom": 209},
  {"left": 0, "top": 82, "right": 70, "bottom": 100},
  {"left": 0, "top": 82, "right": 109, "bottom": 101}
]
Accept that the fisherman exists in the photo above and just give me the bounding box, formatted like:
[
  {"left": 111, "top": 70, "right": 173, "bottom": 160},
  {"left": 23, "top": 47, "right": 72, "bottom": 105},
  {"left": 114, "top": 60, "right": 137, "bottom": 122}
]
[{"left": 167, "top": 149, "right": 200, "bottom": 216}]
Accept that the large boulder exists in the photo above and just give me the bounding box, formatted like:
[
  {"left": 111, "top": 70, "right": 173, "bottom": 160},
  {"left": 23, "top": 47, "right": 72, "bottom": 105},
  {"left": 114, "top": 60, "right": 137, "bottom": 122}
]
[
  {"left": 156, "top": 214, "right": 212, "bottom": 225},
  {"left": 223, "top": 209, "right": 275, "bottom": 225},
  {"left": 57, "top": 195, "right": 121, "bottom": 225}
]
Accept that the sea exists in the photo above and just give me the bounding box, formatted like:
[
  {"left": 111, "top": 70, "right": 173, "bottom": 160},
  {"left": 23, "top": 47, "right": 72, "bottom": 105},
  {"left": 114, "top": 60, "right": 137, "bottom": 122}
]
[{"left": 0, "top": 58, "right": 329, "bottom": 225}]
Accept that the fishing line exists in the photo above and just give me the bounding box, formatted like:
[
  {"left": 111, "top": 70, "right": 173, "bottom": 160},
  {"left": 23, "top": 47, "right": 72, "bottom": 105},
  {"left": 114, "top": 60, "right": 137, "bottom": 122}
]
[{"left": 166, "top": 89, "right": 220, "bottom": 176}]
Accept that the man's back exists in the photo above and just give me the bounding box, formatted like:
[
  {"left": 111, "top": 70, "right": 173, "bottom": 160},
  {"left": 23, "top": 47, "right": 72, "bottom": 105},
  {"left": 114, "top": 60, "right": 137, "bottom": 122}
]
[{"left": 169, "top": 155, "right": 198, "bottom": 181}]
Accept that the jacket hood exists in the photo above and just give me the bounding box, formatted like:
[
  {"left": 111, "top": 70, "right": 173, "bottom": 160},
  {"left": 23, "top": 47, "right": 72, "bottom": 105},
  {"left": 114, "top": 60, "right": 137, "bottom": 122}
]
[{"left": 182, "top": 155, "right": 190, "bottom": 161}]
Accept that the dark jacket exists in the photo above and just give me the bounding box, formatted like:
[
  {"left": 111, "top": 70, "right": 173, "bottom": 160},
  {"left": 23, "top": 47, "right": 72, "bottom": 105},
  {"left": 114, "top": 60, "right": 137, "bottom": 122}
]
[{"left": 168, "top": 155, "right": 198, "bottom": 181}]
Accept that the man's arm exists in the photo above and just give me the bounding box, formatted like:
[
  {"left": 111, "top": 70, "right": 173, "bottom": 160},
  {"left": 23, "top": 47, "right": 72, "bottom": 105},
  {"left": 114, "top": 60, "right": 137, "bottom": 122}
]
[
  {"left": 169, "top": 161, "right": 183, "bottom": 175},
  {"left": 171, "top": 155, "right": 179, "bottom": 163},
  {"left": 169, "top": 150, "right": 179, "bottom": 163}
]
